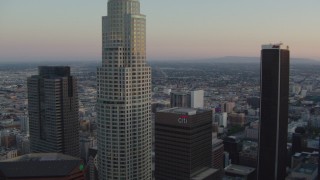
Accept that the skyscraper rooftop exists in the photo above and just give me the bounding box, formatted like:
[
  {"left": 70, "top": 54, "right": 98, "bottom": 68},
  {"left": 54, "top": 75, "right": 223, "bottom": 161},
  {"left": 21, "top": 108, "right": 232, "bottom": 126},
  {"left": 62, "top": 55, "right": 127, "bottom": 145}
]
[{"left": 0, "top": 153, "right": 84, "bottom": 179}]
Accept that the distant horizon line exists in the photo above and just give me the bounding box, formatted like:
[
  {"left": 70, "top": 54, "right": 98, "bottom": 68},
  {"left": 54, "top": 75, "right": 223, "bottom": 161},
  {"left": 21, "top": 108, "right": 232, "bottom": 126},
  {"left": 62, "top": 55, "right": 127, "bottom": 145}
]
[{"left": 0, "top": 56, "right": 319, "bottom": 64}]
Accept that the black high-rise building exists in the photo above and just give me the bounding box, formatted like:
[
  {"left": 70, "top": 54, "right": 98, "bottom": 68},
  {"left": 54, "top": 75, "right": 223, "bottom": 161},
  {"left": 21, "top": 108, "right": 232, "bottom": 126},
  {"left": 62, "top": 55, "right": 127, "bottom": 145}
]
[
  {"left": 292, "top": 127, "right": 307, "bottom": 155},
  {"left": 223, "top": 136, "right": 242, "bottom": 165},
  {"left": 155, "top": 108, "right": 216, "bottom": 180},
  {"left": 257, "top": 43, "right": 290, "bottom": 180},
  {"left": 28, "top": 66, "right": 79, "bottom": 157}
]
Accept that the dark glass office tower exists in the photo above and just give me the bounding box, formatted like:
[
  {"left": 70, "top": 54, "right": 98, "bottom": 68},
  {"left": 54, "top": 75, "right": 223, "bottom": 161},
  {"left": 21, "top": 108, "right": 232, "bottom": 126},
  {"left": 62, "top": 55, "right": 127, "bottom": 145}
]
[
  {"left": 257, "top": 43, "right": 290, "bottom": 180},
  {"left": 155, "top": 108, "right": 216, "bottom": 180},
  {"left": 28, "top": 66, "right": 79, "bottom": 157},
  {"left": 292, "top": 127, "right": 307, "bottom": 155}
]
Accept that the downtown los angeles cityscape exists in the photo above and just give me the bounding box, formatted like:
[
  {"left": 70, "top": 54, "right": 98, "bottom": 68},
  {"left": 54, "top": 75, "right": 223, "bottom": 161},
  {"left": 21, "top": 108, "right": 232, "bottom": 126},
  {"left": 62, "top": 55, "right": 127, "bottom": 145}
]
[{"left": 0, "top": 0, "right": 320, "bottom": 180}]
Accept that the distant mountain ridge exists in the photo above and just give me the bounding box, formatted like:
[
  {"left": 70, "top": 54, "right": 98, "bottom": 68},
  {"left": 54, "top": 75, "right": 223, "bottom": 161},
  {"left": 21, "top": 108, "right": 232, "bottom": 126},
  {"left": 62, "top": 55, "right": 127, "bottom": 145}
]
[
  {"left": 197, "top": 56, "right": 320, "bottom": 64},
  {"left": 150, "top": 56, "right": 320, "bottom": 65}
]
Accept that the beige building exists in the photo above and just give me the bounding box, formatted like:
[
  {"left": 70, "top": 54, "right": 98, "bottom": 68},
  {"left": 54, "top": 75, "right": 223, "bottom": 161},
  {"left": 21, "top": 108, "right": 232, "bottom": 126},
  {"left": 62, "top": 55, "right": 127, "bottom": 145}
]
[
  {"left": 96, "top": 0, "right": 152, "bottom": 179},
  {"left": 228, "top": 113, "right": 246, "bottom": 127}
]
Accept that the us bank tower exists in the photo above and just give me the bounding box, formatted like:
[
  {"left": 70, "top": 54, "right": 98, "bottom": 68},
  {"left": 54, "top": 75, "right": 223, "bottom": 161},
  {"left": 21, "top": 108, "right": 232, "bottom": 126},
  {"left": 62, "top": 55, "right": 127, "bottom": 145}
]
[{"left": 96, "top": 0, "right": 152, "bottom": 179}]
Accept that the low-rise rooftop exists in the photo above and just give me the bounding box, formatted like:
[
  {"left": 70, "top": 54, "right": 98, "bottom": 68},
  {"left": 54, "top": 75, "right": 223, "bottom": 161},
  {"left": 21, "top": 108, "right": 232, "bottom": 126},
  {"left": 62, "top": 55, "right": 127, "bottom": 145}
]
[
  {"left": 224, "top": 164, "right": 255, "bottom": 176},
  {"left": 159, "top": 107, "right": 208, "bottom": 115},
  {"left": 0, "top": 153, "right": 84, "bottom": 178},
  {"left": 293, "top": 163, "right": 317, "bottom": 175},
  {"left": 2, "top": 153, "right": 79, "bottom": 162}
]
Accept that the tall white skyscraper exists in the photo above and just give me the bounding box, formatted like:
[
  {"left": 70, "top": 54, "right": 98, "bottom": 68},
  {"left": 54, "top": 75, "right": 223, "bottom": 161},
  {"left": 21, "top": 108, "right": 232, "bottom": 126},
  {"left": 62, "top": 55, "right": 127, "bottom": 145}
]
[{"left": 96, "top": 0, "right": 152, "bottom": 179}]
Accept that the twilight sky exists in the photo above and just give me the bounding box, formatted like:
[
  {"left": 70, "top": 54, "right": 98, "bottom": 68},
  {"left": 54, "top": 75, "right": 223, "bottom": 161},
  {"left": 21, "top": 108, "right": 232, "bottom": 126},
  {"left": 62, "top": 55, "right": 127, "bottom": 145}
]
[{"left": 0, "top": 0, "right": 320, "bottom": 62}]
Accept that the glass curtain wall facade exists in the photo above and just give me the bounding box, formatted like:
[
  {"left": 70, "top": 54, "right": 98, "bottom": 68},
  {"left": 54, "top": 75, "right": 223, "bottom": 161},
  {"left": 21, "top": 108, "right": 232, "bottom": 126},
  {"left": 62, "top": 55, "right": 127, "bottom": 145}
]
[
  {"left": 258, "top": 43, "right": 290, "bottom": 180},
  {"left": 28, "top": 66, "right": 79, "bottom": 158}
]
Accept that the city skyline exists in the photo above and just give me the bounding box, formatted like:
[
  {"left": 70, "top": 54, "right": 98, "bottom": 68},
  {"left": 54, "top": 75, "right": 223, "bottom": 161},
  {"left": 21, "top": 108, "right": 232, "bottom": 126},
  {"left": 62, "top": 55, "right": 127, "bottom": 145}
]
[
  {"left": 0, "top": 1, "right": 319, "bottom": 179},
  {"left": 0, "top": 50, "right": 319, "bottom": 179},
  {"left": 1, "top": 0, "right": 320, "bottom": 62}
]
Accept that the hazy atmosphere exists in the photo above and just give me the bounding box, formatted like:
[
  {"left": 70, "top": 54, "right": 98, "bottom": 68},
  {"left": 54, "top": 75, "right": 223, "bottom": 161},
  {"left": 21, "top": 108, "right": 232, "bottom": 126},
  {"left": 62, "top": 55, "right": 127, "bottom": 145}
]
[
  {"left": 1, "top": 1, "right": 320, "bottom": 179},
  {"left": 1, "top": 0, "right": 320, "bottom": 62}
]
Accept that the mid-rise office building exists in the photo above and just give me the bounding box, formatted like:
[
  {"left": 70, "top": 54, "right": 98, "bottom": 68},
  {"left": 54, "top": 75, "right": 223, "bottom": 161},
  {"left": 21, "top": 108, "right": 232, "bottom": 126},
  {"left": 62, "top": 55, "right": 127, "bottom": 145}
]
[
  {"left": 18, "top": 115, "right": 29, "bottom": 135},
  {"left": 287, "top": 152, "right": 319, "bottom": 180},
  {"left": 227, "top": 113, "right": 246, "bottom": 127},
  {"left": 87, "top": 147, "right": 98, "bottom": 180},
  {"left": 257, "top": 43, "right": 290, "bottom": 180},
  {"left": 222, "top": 102, "right": 235, "bottom": 113},
  {"left": 96, "top": 0, "right": 152, "bottom": 179},
  {"left": 245, "top": 127, "right": 259, "bottom": 140},
  {"left": 0, "top": 132, "right": 16, "bottom": 148},
  {"left": 212, "top": 137, "right": 224, "bottom": 175},
  {"left": 247, "top": 97, "right": 260, "bottom": 110},
  {"left": 239, "top": 148, "right": 258, "bottom": 168},
  {"left": 16, "top": 134, "right": 30, "bottom": 155},
  {"left": 215, "top": 112, "right": 228, "bottom": 128},
  {"left": 170, "top": 90, "right": 204, "bottom": 108},
  {"left": 79, "top": 135, "right": 95, "bottom": 162},
  {"left": 291, "top": 127, "right": 307, "bottom": 155},
  {"left": 170, "top": 91, "right": 191, "bottom": 108},
  {"left": 223, "top": 136, "right": 242, "bottom": 165},
  {"left": 155, "top": 108, "right": 214, "bottom": 180},
  {"left": 28, "top": 66, "right": 79, "bottom": 157},
  {"left": 191, "top": 90, "right": 204, "bottom": 108}
]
